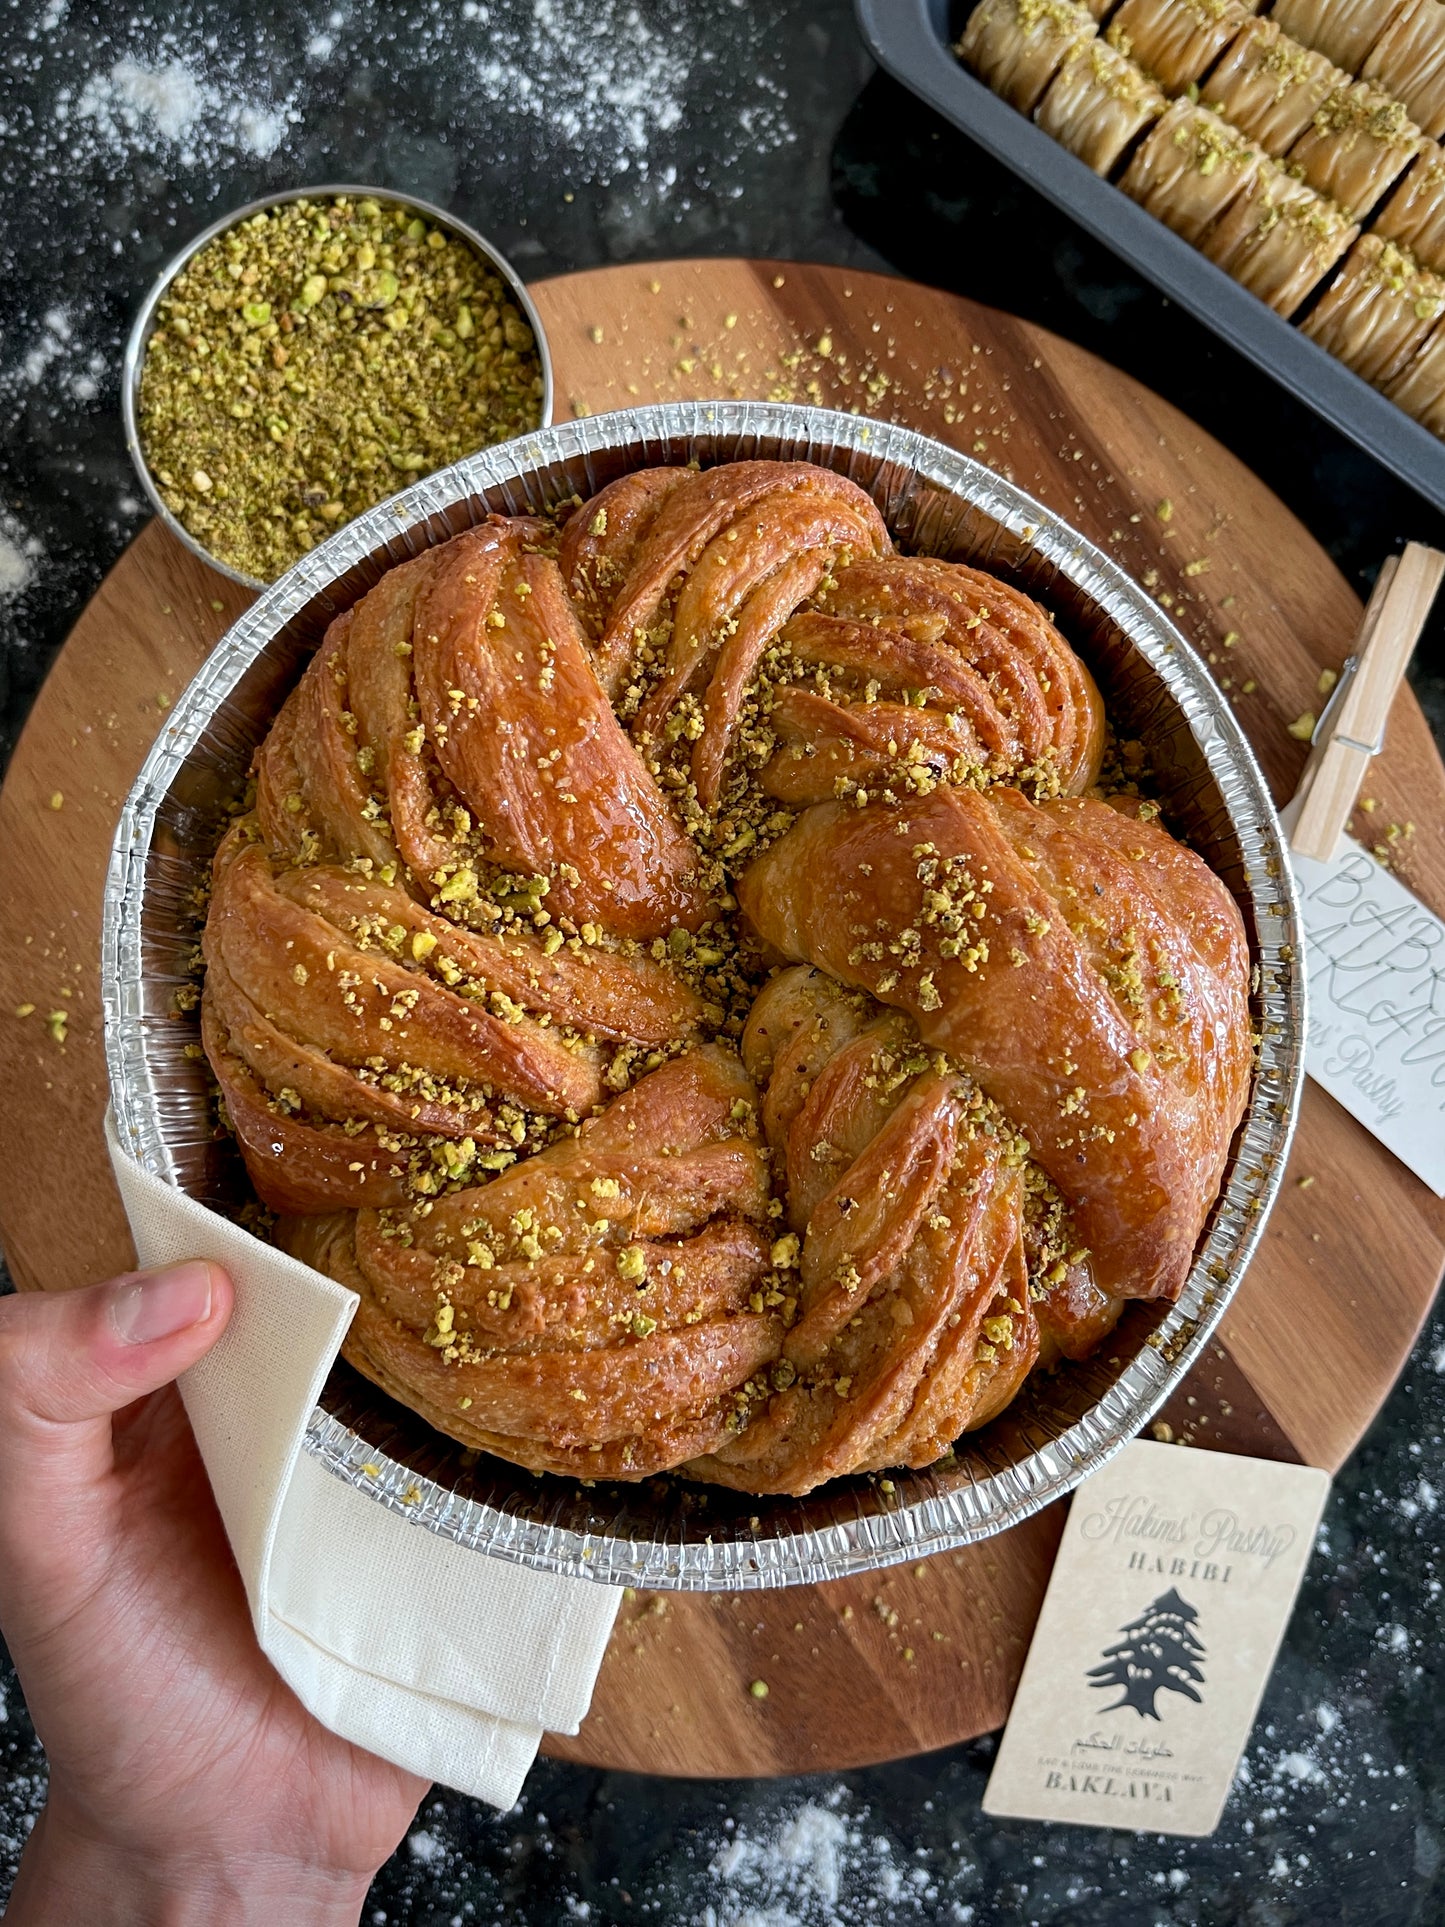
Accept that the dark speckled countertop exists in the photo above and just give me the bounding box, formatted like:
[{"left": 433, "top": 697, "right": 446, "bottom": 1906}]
[{"left": 1, "top": 4, "right": 1443, "bottom": 1922}]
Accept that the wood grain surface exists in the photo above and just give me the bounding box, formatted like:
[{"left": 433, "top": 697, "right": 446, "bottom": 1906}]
[{"left": 0, "top": 258, "right": 1440, "bottom": 1780}]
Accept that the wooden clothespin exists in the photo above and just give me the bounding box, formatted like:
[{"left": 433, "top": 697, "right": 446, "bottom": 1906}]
[{"left": 1288, "top": 541, "right": 1445, "bottom": 864}]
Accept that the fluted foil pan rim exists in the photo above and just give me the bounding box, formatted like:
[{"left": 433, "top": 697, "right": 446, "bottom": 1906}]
[{"left": 103, "top": 399, "right": 1305, "bottom": 1591}]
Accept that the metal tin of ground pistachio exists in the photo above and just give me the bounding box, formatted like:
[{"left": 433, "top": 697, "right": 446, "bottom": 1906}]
[{"left": 122, "top": 184, "right": 554, "bottom": 590}]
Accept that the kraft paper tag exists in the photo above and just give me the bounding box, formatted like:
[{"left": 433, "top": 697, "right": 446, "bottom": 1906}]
[
  {"left": 1287, "top": 824, "right": 1445, "bottom": 1197},
  {"left": 982, "top": 1441, "right": 1329, "bottom": 1836}
]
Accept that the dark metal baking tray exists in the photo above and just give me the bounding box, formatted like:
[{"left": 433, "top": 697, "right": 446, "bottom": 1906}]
[{"left": 856, "top": 0, "right": 1445, "bottom": 517}]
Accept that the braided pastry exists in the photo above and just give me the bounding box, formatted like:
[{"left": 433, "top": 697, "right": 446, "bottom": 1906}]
[{"left": 201, "top": 459, "right": 1250, "bottom": 1494}]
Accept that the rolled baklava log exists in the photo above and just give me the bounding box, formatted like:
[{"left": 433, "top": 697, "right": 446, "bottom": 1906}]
[
  {"left": 1202, "top": 19, "right": 1350, "bottom": 157},
  {"left": 1269, "top": 0, "right": 1410, "bottom": 77},
  {"left": 1385, "top": 314, "right": 1445, "bottom": 426},
  {"left": 957, "top": 0, "right": 1100, "bottom": 114},
  {"left": 1106, "top": 0, "right": 1260, "bottom": 96},
  {"left": 1034, "top": 36, "right": 1167, "bottom": 173},
  {"left": 1120, "top": 100, "right": 1265, "bottom": 243},
  {"left": 1287, "top": 79, "right": 1424, "bottom": 221},
  {"left": 1375, "top": 140, "right": 1445, "bottom": 267},
  {"left": 1365, "top": 0, "right": 1445, "bottom": 140},
  {"left": 1302, "top": 232, "right": 1445, "bottom": 384},
  {"left": 1202, "top": 162, "right": 1360, "bottom": 315}
]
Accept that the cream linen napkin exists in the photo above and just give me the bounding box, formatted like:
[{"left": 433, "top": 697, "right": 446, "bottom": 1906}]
[{"left": 105, "top": 1115, "right": 621, "bottom": 1807}]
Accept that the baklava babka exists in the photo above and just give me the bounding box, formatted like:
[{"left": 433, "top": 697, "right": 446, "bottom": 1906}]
[{"left": 202, "top": 460, "right": 1252, "bottom": 1495}]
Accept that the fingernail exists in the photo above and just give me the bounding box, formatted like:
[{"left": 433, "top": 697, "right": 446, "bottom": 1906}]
[{"left": 111, "top": 1262, "right": 214, "bottom": 1346}]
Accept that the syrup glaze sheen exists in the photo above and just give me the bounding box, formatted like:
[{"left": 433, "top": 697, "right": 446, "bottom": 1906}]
[{"left": 201, "top": 458, "right": 1249, "bottom": 1495}]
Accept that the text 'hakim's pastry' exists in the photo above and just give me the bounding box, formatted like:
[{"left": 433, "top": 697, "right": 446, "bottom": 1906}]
[{"left": 200, "top": 459, "right": 1252, "bottom": 1496}]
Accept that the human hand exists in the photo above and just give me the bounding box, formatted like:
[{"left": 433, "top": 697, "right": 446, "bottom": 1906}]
[{"left": 0, "top": 1262, "right": 428, "bottom": 1926}]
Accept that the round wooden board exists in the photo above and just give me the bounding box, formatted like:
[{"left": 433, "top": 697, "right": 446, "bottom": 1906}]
[{"left": 2, "top": 259, "right": 1443, "bottom": 1781}]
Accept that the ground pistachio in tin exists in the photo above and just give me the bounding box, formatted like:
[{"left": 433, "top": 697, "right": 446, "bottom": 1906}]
[{"left": 137, "top": 194, "right": 545, "bottom": 583}]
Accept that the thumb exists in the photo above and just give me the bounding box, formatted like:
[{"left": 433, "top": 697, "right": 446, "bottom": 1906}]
[{"left": 0, "top": 1261, "right": 233, "bottom": 1512}]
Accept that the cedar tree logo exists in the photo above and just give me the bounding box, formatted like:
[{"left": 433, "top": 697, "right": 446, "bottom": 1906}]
[{"left": 1085, "top": 1587, "right": 1207, "bottom": 1720}]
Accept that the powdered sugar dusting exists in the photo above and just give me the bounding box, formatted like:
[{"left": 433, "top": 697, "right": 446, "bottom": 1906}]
[
  {"left": 0, "top": 515, "right": 42, "bottom": 604},
  {"left": 381, "top": 1785, "right": 957, "bottom": 1926},
  {"left": 72, "top": 55, "right": 295, "bottom": 165},
  {"left": 20, "top": 308, "right": 72, "bottom": 389},
  {"left": 457, "top": 0, "right": 793, "bottom": 189},
  {"left": 30, "top": 0, "right": 790, "bottom": 194},
  {"left": 463, "top": 0, "right": 770, "bottom": 183},
  {"left": 704, "top": 1797, "right": 859, "bottom": 1921},
  {"left": 3, "top": 305, "right": 107, "bottom": 410},
  {"left": 84, "top": 60, "right": 208, "bottom": 144}
]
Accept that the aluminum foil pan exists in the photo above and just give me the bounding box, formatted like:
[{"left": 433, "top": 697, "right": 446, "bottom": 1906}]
[{"left": 103, "top": 400, "right": 1305, "bottom": 1592}]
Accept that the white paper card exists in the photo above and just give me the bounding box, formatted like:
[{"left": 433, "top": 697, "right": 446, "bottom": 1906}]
[
  {"left": 982, "top": 1441, "right": 1329, "bottom": 1835},
  {"left": 1288, "top": 827, "right": 1445, "bottom": 1196}
]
